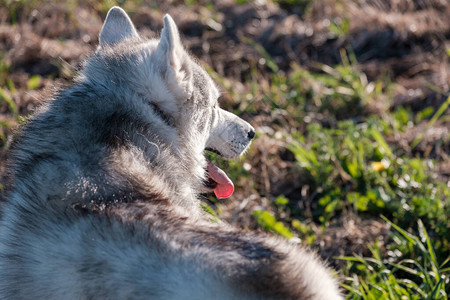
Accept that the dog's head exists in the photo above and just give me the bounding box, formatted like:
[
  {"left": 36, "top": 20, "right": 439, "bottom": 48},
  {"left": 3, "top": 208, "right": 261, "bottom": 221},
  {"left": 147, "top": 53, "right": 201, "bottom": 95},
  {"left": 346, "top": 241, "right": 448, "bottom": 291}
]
[{"left": 94, "top": 7, "right": 254, "bottom": 199}]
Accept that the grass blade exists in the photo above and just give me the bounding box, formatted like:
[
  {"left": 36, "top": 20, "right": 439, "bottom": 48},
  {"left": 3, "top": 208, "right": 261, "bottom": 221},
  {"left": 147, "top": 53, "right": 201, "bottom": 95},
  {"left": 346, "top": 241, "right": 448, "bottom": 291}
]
[
  {"left": 381, "top": 215, "right": 417, "bottom": 244},
  {"left": 418, "top": 219, "right": 439, "bottom": 278},
  {"left": 412, "top": 96, "right": 450, "bottom": 148}
]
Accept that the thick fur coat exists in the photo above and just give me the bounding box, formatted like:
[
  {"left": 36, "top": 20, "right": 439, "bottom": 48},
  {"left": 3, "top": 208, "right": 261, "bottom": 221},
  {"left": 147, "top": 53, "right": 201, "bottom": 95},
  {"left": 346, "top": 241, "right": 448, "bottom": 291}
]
[{"left": 0, "top": 7, "right": 342, "bottom": 299}]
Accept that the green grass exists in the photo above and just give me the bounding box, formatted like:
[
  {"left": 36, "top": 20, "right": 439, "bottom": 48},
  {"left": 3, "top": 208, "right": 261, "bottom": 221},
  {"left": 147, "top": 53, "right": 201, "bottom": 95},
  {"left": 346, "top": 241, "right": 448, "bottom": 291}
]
[
  {"left": 340, "top": 217, "right": 449, "bottom": 299},
  {"left": 213, "top": 40, "right": 450, "bottom": 297},
  {"left": 0, "top": 53, "right": 18, "bottom": 149},
  {"left": 1, "top": 1, "right": 448, "bottom": 297},
  {"left": 288, "top": 119, "right": 448, "bottom": 237},
  {"left": 0, "top": 56, "right": 17, "bottom": 116}
]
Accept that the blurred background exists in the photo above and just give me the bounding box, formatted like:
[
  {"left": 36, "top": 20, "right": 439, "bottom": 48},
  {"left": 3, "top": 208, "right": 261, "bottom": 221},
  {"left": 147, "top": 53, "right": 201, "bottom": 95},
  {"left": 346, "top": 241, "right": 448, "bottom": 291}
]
[{"left": 0, "top": 0, "right": 449, "bottom": 297}]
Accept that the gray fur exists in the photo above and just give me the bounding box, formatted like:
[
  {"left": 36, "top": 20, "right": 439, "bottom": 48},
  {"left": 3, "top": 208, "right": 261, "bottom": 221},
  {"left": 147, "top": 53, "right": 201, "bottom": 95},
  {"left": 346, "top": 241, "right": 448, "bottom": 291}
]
[{"left": 0, "top": 7, "right": 342, "bottom": 299}]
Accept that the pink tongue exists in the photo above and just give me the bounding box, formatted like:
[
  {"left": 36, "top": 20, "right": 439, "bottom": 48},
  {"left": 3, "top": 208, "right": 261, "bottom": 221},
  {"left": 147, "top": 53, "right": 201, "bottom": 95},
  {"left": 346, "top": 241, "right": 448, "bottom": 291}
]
[{"left": 206, "top": 160, "right": 234, "bottom": 199}]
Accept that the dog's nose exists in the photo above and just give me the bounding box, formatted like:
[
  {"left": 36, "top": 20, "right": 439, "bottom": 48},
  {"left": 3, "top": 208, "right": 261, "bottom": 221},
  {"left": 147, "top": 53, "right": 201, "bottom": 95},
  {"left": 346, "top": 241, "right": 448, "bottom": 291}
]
[{"left": 247, "top": 129, "right": 255, "bottom": 140}]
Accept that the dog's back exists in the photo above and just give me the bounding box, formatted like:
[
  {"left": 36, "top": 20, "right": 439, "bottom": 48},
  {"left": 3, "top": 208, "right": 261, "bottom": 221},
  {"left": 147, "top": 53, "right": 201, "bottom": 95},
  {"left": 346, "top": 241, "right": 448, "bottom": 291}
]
[{"left": 0, "top": 7, "right": 343, "bottom": 299}]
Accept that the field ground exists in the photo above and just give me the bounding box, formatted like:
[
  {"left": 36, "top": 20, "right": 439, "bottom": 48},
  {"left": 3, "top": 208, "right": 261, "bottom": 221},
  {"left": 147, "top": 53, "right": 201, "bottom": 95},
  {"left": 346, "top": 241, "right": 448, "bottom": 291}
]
[{"left": 0, "top": 0, "right": 449, "bottom": 298}]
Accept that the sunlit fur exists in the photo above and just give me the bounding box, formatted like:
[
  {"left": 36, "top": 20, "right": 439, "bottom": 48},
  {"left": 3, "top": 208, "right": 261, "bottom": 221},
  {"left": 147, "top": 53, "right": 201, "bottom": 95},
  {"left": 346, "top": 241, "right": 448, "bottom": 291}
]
[{"left": 0, "top": 7, "right": 342, "bottom": 299}]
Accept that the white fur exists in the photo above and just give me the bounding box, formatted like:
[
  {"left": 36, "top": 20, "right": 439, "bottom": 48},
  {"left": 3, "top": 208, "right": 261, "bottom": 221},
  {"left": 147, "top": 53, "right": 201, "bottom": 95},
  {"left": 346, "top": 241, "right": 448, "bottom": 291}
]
[{"left": 0, "top": 7, "right": 342, "bottom": 299}]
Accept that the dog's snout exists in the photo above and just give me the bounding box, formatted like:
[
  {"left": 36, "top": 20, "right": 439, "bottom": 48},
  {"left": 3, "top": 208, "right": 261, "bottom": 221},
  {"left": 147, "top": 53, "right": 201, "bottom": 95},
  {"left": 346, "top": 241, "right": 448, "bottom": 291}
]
[{"left": 247, "top": 129, "right": 255, "bottom": 140}]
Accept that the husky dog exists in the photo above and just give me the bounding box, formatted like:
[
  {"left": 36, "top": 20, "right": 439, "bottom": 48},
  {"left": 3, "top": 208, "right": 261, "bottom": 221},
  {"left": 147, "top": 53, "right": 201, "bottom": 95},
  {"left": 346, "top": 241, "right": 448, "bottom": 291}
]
[{"left": 0, "top": 7, "right": 342, "bottom": 299}]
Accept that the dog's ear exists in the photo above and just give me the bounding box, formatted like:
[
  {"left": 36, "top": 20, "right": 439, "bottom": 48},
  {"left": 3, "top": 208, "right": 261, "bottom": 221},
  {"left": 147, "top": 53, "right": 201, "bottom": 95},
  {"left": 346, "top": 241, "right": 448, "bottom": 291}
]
[
  {"left": 99, "top": 6, "right": 139, "bottom": 48},
  {"left": 157, "top": 15, "right": 185, "bottom": 72},
  {"left": 156, "top": 14, "right": 193, "bottom": 99}
]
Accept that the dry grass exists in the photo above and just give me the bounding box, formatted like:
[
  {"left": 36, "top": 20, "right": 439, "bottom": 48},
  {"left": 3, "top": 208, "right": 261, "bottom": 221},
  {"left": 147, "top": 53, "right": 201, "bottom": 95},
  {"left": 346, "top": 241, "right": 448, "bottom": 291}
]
[{"left": 1, "top": 1, "right": 449, "bottom": 296}]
